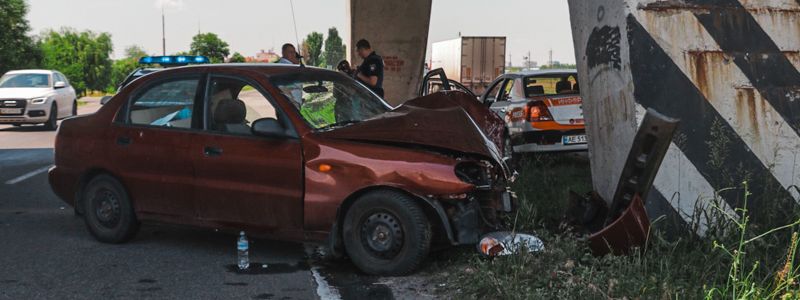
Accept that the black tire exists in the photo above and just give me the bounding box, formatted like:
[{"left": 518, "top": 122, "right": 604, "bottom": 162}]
[
  {"left": 81, "top": 174, "right": 139, "bottom": 243},
  {"left": 43, "top": 103, "right": 58, "bottom": 131},
  {"left": 71, "top": 100, "right": 78, "bottom": 116},
  {"left": 342, "top": 190, "right": 431, "bottom": 276}
]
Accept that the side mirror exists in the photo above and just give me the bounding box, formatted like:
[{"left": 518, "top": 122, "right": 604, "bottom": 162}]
[
  {"left": 252, "top": 118, "right": 287, "bottom": 138},
  {"left": 54, "top": 81, "right": 66, "bottom": 89},
  {"left": 100, "top": 96, "right": 113, "bottom": 105}
]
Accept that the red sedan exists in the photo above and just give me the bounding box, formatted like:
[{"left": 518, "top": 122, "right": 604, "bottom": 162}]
[{"left": 49, "top": 64, "right": 514, "bottom": 275}]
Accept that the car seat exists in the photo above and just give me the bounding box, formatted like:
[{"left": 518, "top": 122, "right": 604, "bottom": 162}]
[
  {"left": 556, "top": 80, "right": 572, "bottom": 93},
  {"left": 213, "top": 99, "right": 250, "bottom": 135}
]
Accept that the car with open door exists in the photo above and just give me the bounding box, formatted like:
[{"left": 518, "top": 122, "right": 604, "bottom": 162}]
[
  {"left": 49, "top": 64, "right": 516, "bottom": 276},
  {"left": 481, "top": 69, "right": 586, "bottom": 153}
]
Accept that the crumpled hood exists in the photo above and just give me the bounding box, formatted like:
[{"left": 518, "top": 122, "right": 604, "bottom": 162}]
[
  {"left": 0, "top": 88, "right": 54, "bottom": 100},
  {"left": 318, "top": 93, "right": 510, "bottom": 177}
]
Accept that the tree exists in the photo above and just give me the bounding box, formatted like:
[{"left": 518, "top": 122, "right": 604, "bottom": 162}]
[
  {"left": 323, "top": 27, "right": 345, "bottom": 68},
  {"left": 40, "top": 28, "right": 113, "bottom": 95},
  {"left": 190, "top": 32, "right": 229, "bottom": 63},
  {"left": 301, "top": 32, "right": 324, "bottom": 67},
  {"left": 0, "top": 0, "right": 41, "bottom": 75},
  {"left": 124, "top": 45, "right": 148, "bottom": 61},
  {"left": 229, "top": 52, "right": 246, "bottom": 63},
  {"left": 106, "top": 44, "right": 148, "bottom": 92}
]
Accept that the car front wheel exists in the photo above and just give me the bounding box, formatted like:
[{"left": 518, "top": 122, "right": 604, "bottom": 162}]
[
  {"left": 82, "top": 174, "right": 139, "bottom": 243},
  {"left": 43, "top": 103, "right": 58, "bottom": 131},
  {"left": 342, "top": 190, "right": 431, "bottom": 276}
]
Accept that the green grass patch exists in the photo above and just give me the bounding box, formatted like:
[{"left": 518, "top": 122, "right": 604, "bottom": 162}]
[{"left": 437, "top": 154, "right": 800, "bottom": 299}]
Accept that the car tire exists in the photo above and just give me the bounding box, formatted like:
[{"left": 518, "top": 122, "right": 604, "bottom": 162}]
[
  {"left": 71, "top": 100, "right": 78, "bottom": 116},
  {"left": 342, "top": 190, "right": 431, "bottom": 276},
  {"left": 43, "top": 103, "right": 58, "bottom": 131},
  {"left": 81, "top": 174, "right": 139, "bottom": 243}
]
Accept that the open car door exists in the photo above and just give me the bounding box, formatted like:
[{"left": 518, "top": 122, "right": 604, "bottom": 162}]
[{"left": 419, "top": 68, "right": 478, "bottom": 99}]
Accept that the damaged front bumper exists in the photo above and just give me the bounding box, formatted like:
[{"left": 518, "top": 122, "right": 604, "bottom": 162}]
[{"left": 432, "top": 188, "right": 517, "bottom": 245}]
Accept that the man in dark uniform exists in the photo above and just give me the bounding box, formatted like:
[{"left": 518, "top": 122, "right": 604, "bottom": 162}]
[{"left": 354, "top": 39, "right": 384, "bottom": 97}]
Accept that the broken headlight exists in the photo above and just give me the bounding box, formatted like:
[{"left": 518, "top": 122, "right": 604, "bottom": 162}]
[{"left": 454, "top": 161, "right": 493, "bottom": 188}]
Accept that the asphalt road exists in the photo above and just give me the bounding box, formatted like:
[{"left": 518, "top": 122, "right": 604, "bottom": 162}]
[{"left": 0, "top": 98, "right": 324, "bottom": 299}]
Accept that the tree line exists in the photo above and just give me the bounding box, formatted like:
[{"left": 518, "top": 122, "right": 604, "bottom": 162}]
[{"left": 1, "top": 0, "right": 347, "bottom": 95}]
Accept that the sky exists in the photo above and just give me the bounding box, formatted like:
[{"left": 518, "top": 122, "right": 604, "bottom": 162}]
[{"left": 25, "top": 0, "right": 576, "bottom": 66}]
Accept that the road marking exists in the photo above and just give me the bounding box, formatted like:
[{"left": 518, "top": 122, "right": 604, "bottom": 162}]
[{"left": 5, "top": 165, "right": 52, "bottom": 185}]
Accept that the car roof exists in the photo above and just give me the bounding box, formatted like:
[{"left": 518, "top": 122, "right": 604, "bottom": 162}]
[
  {"left": 504, "top": 69, "right": 577, "bottom": 78},
  {"left": 4, "top": 69, "right": 55, "bottom": 75},
  {"left": 147, "top": 63, "right": 334, "bottom": 77}
]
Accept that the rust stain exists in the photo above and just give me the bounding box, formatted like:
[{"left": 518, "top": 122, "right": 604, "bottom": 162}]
[{"left": 735, "top": 87, "right": 761, "bottom": 139}]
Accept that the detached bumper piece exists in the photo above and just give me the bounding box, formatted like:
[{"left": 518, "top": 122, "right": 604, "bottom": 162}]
[{"left": 566, "top": 109, "right": 679, "bottom": 256}]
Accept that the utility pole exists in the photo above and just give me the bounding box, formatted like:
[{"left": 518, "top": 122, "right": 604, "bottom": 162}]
[
  {"left": 548, "top": 49, "right": 553, "bottom": 67},
  {"left": 527, "top": 50, "right": 531, "bottom": 70},
  {"left": 161, "top": 5, "right": 166, "bottom": 56}
]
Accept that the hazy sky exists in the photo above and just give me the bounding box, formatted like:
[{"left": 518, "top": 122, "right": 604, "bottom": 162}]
[{"left": 26, "top": 0, "right": 575, "bottom": 65}]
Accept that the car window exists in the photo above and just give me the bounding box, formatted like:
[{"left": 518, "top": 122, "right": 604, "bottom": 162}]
[
  {"left": 56, "top": 73, "right": 69, "bottom": 86},
  {"left": 206, "top": 76, "right": 278, "bottom": 136},
  {"left": 0, "top": 73, "right": 51, "bottom": 88},
  {"left": 270, "top": 72, "right": 391, "bottom": 130},
  {"left": 498, "top": 79, "right": 515, "bottom": 101},
  {"left": 524, "top": 74, "right": 579, "bottom": 97},
  {"left": 128, "top": 78, "right": 199, "bottom": 129},
  {"left": 483, "top": 80, "right": 503, "bottom": 103}
]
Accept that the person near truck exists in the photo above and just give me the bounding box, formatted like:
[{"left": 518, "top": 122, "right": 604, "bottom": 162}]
[{"left": 353, "top": 39, "right": 384, "bottom": 97}]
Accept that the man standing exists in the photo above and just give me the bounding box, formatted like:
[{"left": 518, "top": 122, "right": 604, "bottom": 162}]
[
  {"left": 278, "top": 43, "right": 300, "bottom": 64},
  {"left": 354, "top": 39, "right": 384, "bottom": 97}
]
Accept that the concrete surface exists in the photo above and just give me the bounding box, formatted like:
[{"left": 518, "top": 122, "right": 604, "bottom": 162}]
[{"left": 348, "top": 0, "right": 432, "bottom": 105}]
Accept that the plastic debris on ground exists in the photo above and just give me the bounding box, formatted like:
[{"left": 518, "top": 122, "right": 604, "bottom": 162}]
[{"left": 477, "top": 231, "right": 544, "bottom": 257}]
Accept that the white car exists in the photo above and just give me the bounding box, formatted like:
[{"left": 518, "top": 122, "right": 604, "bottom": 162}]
[{"left": 0, "top": 69, "right": 78, "bottom": 130}]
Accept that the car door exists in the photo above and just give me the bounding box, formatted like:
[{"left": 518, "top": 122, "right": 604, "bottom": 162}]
[
  {"left": 106, "top": 74, "right": 205, "bottom": 222},
  {"left": 191, "top": 74, "right": 304, "bottom": 231}
]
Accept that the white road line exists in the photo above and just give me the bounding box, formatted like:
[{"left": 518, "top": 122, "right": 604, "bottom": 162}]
[{"left": 4, "top": 165, "right": 52, "bottom": 185}]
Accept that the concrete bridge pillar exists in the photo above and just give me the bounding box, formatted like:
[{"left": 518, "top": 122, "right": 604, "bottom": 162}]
[{"left": 348, "top": 0, "right": 432, "bottom": 105}]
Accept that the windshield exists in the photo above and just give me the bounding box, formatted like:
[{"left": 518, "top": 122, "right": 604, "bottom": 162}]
[
  {"left": 270, "top": 72, "right": 391, "bottom": 130},
  {"left": 523, "top": 74, "right": 579, "bottom": 97},
  {"left": 0, "top": 73, "right": 51, "bottom": 88}
]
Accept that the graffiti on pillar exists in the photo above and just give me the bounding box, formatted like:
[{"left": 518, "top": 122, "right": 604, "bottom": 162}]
[
  {"left": 586, "top": 26, "right": 621, "bottom": 70},
  {"left": 384, "top": 56, "right": 405, "bottom": 72}
]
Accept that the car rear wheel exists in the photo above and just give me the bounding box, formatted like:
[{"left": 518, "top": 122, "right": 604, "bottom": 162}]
[
  {"left": 71, "top": 100, "right": 77, "bottom": 116},
  {"left": 342, "top": 190, "right": 431, "bottom": 276},
  {"left": 82, "top": 174, "right": 139, "bottom": 243},
  {"left": 43, "top": 103, "right": 58, "bottom": 131}
]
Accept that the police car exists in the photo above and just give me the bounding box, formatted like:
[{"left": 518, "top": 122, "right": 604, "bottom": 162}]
[{"left": 101, "top": 56, "right": 209, "bottom": 104}]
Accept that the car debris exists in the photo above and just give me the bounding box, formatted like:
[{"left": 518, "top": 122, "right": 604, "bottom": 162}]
[
  {"left": 477, "top": 231, "right": 545, "bottom": 257},
  {"left": 566, "top": 109, "right": 679, "bottom": 255}
]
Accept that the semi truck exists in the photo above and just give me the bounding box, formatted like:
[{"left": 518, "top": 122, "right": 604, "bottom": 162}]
[{"left": 430, "top": 36, "right": 506, "bottom": 96}]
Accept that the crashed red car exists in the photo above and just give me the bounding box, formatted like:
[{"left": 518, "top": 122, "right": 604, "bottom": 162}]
[{"left": 48, "top": 64, "right": 515, "bottom": 275}]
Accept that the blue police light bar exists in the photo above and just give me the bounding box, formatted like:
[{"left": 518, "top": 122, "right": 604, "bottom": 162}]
[{"left": 138, "top": 55, "right": 209, "bottom": 66}]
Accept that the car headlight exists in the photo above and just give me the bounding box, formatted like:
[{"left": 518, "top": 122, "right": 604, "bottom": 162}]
[
  {"left": 455, "top": 161, "right": 493, "bottom": 187},
  {"left": 30, "top": 97, "right": 48, "bottom": 105}
]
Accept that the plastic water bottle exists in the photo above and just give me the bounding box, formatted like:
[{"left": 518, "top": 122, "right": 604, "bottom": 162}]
[{"left": 237, "top": 231, "right": 249, "bottom": 270}]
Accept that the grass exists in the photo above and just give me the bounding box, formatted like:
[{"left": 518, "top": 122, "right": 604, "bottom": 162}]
[{"left": 437, "top": 154, "right": 800, "bottom": 299}]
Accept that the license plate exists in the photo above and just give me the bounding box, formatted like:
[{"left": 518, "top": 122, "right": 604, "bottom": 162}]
[
  {"left": 563, "top": 134, "right": 587, "bottom": 145},
  {"left": 0, "top": 108, "right": 22, "bottom": 114}
]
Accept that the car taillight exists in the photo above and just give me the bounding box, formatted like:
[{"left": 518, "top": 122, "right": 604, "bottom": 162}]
[{"left": 526, "top": 101, "right": 552, "bottom": 122}]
